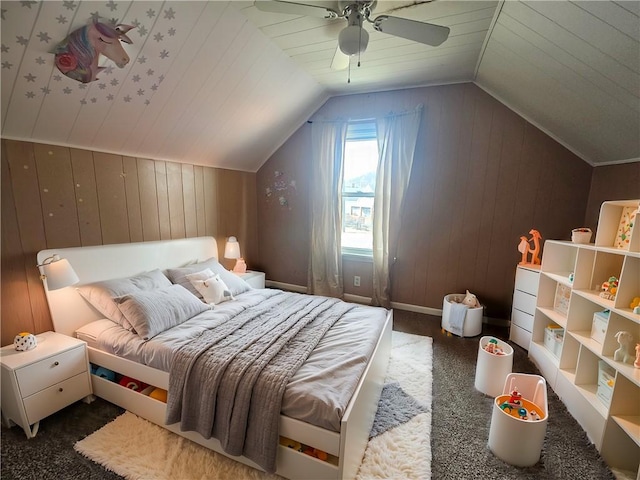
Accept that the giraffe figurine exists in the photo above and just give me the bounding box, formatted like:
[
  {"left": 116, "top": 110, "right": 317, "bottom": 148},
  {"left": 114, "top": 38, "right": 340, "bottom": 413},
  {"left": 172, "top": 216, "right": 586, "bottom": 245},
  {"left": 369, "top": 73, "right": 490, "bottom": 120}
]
[{"left": 518, "top": 229, "right": 542, "bottom": 265}]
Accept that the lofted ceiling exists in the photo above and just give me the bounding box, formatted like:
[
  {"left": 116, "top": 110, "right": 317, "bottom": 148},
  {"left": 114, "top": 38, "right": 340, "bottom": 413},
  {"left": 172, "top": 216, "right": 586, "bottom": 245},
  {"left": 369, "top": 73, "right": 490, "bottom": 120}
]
[{"left": 1, "top": 1, "right": 638, "bottom": 171}]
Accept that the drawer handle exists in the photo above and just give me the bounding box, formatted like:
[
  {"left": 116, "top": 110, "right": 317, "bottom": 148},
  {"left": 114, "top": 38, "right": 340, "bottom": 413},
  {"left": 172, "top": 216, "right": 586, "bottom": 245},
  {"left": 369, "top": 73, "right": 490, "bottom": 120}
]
[{"left": 53, "top": 361, "right": 59, "bottom": 366}]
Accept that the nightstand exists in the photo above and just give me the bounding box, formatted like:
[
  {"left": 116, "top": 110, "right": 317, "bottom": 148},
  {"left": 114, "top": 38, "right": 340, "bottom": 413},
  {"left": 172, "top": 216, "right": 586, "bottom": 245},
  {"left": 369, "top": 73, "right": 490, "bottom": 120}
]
[
  {"left": 238, "top": 270, "right": 266, "bottom": 289},
  {"left": 0, "top": 331, "right": 92, "bottom": 438}
]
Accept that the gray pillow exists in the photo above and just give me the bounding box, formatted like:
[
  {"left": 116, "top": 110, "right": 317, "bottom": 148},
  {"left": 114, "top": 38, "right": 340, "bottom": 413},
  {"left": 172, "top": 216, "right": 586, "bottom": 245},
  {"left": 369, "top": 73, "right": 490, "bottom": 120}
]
[
  {"left": 116, "top": 284, "right": 209, "bottom": 340},
  {"left": 165, "top": 257, "right": 251, "bottom": 298},
  {"left": 77, "top": 269, "right": 171, "bottom": 330}
]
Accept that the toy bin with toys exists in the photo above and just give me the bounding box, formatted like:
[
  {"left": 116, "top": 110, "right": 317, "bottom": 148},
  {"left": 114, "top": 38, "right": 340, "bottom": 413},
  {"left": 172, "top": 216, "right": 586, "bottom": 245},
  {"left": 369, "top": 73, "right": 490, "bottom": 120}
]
[
  {"left": 441, "top": 292, "right": 483, "bottom": 337},
  {"left": 488, "top": 373, "right": 548, "bottom": 467},
  {"left": 474, "top": 336, "right": 514, "bottom": 397}
]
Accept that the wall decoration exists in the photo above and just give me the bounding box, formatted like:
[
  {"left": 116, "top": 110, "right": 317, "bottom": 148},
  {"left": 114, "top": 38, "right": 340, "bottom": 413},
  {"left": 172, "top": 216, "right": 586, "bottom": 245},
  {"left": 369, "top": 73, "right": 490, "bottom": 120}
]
[
  {"left": 517, "top": 229, "right": 542, "bottom": 265},
  {"left": 265, "top": 170, "right": 296, "bottom": 209},
  {"left": 53, "top": 18, "right": 134, "bottom": 83},
  {"left": 613, "top": 205, "right": 637, "bottom": 250}
]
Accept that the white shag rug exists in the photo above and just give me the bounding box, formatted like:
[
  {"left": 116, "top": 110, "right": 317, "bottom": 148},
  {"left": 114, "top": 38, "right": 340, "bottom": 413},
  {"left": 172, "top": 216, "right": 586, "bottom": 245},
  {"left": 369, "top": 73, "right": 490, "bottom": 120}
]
[{"left": 75, "top": 331, "right": 432, "bottom": 480}]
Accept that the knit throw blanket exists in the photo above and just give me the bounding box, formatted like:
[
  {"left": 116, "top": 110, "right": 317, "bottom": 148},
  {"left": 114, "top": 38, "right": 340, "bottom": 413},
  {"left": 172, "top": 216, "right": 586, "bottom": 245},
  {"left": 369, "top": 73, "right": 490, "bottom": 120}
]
[{"left": 166, "top": 291, "right": 355, "bottom": 473}]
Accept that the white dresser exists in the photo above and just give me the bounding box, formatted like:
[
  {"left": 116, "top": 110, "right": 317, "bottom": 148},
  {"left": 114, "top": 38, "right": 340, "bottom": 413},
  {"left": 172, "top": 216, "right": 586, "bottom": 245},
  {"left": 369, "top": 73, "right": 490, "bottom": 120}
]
[{"left": 509, "top": 265, "right": 541, "bottom": 350}]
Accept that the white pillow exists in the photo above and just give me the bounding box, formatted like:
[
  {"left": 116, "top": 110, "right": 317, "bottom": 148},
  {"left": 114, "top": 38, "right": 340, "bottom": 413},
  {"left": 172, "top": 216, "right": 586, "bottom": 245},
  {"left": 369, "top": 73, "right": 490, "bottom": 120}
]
[
  {"left": 165, "top": 257, "right": 251, "bottom": 298},
  {"left": 186, "top": 270, "right": 234, "bottom": 305}
]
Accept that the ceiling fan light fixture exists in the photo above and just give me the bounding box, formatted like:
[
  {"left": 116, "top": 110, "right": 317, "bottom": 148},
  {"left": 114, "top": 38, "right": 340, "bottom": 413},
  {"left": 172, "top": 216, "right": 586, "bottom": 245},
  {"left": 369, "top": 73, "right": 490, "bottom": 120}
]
[{"left": 339, "top": 24, "right": 369, "bottom": 55}]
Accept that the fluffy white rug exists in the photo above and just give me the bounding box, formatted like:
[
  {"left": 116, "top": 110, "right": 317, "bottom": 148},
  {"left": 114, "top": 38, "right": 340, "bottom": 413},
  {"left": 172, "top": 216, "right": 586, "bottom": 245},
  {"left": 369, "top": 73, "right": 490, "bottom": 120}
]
[{"left": 75, "top": 331, "right": 432, "bottom": 480}]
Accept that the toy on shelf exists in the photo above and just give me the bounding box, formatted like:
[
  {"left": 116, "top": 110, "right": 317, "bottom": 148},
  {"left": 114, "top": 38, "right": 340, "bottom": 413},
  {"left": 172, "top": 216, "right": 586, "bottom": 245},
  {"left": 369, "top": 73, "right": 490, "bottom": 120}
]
[
  {"left": 614, "top": 331, "right": 635, "bottom": 365},
  {"left": 635, "top": 344, "right": 640, "bottom": 369},
  {"left": 599, "top": 276, "right": 619, "bottom": 300},
  {"left": 518, "top": 229, "right": 542, "bottom": 266},
  {"left": 484, "top": 338, "right": 506, "bottom": 356},
  {"left": 630, "top": 297, "right": 640, "bottom": 314}
]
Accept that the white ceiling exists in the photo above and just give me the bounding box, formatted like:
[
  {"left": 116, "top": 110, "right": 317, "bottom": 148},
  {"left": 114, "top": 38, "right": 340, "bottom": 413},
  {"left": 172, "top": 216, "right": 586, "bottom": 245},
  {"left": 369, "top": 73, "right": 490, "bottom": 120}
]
[{"left": 1, "top": 1, "right": 638, "bottom": 170}]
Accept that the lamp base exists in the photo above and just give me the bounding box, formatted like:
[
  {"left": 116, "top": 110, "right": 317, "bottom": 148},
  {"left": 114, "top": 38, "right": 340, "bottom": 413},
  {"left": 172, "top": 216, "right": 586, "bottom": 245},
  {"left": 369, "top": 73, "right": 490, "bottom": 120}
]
[{"left": 232, "top": 258, "right": 247, "bottom": 274}]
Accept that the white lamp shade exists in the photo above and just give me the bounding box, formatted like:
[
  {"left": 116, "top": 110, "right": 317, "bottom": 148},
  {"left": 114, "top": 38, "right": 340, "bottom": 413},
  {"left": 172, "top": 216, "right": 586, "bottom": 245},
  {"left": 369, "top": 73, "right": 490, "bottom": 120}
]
[
  {"left": 224, "top": 236, "right": 241, "bottom": 259},
  {"left": 339, "top": 25, "right": 369, "bottom": 55},
  {"left": 42, "top": 257, "right": 79, "bottom": 290}
]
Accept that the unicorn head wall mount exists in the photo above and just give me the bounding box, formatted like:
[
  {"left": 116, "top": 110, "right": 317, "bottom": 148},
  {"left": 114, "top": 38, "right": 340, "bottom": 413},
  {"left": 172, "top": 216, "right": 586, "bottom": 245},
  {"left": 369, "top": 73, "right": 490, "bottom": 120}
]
[{"left": 53, "top": 18, "right": 134, "bottom": 84}]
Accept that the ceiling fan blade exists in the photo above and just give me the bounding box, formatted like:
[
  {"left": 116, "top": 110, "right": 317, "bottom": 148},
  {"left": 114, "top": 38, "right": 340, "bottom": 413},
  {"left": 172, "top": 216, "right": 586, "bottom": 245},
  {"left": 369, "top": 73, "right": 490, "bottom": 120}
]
[
  {"left": 372, "top": 15, "right": 450, "bottom": 46},
  {"left": 254, "top": 0, "right": 339, "bottom": 19},
  {"left": 330, "top": 44, "right": 349, "bottom": 70}
]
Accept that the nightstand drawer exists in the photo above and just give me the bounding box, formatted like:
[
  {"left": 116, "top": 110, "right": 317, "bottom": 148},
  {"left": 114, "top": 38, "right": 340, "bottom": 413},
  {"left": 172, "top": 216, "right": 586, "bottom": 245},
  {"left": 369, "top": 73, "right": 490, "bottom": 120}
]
[
  {"left": 515, "top": 267, "right": 540, "bottom": 296},
  {"left": 513, "top": 289, "right": 537, "bottom": 316},
  {"left": 23, "top": 372, "right": 91, "bottom": 424},
  {"left": 16, "top": 346, "right": 87, "bottom": 397}
]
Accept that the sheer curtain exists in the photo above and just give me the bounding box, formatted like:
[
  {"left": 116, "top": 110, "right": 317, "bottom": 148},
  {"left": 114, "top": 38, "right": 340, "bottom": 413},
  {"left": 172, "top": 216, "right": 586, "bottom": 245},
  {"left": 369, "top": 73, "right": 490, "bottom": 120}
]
[
  {"left": 371, "top": 105, "right": 423, "bottom": 307},
  {"left": 307, "top": 119, "right": 348, "bottom": 297}
]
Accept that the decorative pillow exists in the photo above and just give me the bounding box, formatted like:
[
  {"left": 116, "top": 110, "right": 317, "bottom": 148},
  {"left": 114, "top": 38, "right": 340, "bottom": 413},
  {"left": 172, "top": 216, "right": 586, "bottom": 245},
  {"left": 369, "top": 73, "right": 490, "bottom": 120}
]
[
  {"left": 77, "top": 269, "right": 172, "bottom": 330},
  {"left": 116, "top": 284, "right": 209, "bottom": 340},
  {"left": 186, "top": 270, "right": 234, "bottom": 305},
  {"left": 165, "top": 257, "right": 251, "bottom": 298}
]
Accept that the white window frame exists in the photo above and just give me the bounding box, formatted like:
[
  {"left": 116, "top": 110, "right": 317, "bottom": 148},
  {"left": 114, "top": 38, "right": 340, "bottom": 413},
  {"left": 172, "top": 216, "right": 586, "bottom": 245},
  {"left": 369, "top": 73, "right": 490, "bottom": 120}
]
[{"left": 341, "top": 121, "right": 378, "bottom": 258}]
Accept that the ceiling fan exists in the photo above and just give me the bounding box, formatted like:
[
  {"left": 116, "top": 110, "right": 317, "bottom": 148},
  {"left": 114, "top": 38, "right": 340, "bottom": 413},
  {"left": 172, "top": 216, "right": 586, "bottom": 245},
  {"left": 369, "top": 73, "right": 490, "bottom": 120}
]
[{"left": 254, "top": 1, "right": 450, "bottom": 71}]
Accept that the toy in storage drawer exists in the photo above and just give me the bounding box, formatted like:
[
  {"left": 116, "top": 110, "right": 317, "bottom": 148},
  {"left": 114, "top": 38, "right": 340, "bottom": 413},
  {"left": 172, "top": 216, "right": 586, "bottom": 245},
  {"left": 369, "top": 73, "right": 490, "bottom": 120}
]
[
  {"left": 596, "top": 360, "right": 615, "bottom": 407},
  {"left": 590, "top": 310, "right": 610, "bottom": 345}
]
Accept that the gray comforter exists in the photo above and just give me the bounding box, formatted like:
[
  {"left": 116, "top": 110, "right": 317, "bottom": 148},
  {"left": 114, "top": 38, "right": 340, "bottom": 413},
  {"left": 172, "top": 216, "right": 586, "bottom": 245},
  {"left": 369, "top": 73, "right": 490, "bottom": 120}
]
[{"left": 166, "top": 291, "right": 356, "bottom": 473}]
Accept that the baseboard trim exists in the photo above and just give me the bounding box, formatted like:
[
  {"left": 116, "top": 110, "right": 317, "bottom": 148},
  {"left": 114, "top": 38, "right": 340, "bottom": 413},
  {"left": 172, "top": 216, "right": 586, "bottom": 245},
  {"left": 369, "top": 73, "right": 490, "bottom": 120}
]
[{"left": 264, "top": 280, "right": 510, "bottom": 326}]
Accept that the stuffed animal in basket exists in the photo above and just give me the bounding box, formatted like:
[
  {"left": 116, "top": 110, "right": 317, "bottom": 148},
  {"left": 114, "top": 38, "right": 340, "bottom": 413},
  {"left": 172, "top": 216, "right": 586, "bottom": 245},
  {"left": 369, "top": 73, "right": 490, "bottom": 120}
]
[{"left": 462, "top": 290, "right": 480, "bottom": 308}]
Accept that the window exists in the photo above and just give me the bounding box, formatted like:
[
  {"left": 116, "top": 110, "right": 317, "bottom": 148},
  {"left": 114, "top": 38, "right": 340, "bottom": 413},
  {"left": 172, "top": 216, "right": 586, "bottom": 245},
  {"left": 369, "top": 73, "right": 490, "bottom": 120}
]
[{"left": 341, "top": 121, "right": 378, "bottom": 256}]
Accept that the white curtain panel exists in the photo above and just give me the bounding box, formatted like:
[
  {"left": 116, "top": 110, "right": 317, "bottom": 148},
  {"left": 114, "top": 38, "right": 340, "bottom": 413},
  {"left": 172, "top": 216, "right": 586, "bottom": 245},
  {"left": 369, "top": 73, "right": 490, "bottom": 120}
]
[
  {"left": 372, "top": 105, "right": 423, "bottom": 307},
  {"left": 308, "top": 119, "right": 348, "bottom": 297}
]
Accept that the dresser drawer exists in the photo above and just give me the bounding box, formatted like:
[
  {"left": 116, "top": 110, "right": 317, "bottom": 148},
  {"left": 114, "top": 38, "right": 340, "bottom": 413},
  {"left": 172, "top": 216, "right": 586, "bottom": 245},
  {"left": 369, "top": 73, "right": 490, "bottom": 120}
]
[
  {"left": 23, "top": 372, "right": 91, "bottom": 425},
  {"left": 513, "top": 289, "right": 537, "bottom": 316},
  {"left": 16, "top": 346, "right": 87, "bottom": 398},
  {"left": 509, "top": 324, "right": 532, "bottom": 350},
  {"left": 515, "top": 267, "right": 540, "bottom": 296},
  {"left": 511, "top": 308, "right": 534, "bottom": 332}
]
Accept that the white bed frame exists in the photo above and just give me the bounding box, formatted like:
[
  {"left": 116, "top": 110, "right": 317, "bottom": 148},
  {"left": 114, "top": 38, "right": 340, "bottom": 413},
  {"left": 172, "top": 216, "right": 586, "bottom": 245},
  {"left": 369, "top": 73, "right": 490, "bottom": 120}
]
[{"left": 38, "top": 237, "right": 392, "bottom": 480}]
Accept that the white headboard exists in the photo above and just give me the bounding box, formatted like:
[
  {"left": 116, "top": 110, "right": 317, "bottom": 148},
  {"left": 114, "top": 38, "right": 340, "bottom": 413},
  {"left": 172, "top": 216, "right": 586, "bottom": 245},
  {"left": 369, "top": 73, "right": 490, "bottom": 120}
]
[{"left": 37, "top": 237, "right": 218, "bottom": 337}]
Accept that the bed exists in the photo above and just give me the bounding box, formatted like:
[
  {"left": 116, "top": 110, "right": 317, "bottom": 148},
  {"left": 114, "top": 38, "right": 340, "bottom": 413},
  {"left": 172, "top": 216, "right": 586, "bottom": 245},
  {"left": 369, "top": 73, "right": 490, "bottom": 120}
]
[{"left": 38, "top": 237, "right": 392, "bottom": 480}]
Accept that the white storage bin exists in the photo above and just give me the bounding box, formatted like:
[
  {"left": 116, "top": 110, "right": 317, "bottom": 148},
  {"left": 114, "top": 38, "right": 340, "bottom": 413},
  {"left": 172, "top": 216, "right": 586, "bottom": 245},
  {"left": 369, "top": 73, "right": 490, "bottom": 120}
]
[
  {"left": 488, "top": 373, "right": 548, "bottom": 467},
  {"left": 590, "top": 310, "right": 609, "bottom": 345},
  {"left": 441, "top": 294, "right": 483, "bottom": 337},
  {"left": 474, "top": 336, "right": 514, "bottom": 397},
  {"left": 596, "top": 360, "right": 615, "bottom": 407},
  {"left": 543, "top": 326, "right": 563, "bottom": 358}
]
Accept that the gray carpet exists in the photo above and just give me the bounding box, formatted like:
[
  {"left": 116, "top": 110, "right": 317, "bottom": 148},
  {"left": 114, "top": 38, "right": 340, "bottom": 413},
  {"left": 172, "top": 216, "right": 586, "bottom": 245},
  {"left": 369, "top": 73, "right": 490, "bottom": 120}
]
[{"left": 1, "top": 311, "right": 615, "bottom": 479}]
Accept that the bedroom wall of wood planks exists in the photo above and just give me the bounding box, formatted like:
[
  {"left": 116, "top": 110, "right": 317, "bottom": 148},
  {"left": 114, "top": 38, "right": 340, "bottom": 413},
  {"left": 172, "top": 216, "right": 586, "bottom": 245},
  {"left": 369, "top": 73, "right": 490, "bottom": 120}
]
[
  {"left": 256, "top": 83, "right": 639, "bottom": 320},
  {"left": 1, "top": 139, "right": 257, "bottom": 347}
]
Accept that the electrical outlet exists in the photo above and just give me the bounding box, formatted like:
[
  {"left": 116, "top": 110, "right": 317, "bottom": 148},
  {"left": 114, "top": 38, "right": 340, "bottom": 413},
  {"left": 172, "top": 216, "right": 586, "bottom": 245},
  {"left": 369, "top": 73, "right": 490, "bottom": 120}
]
[{"left": 354, "top": 276, "right": 361, "bottom": 287}]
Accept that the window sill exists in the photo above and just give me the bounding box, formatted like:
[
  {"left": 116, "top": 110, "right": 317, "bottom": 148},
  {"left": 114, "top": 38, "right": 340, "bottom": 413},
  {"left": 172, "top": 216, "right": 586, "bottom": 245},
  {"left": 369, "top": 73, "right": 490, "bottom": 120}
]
[{"left": 341, "top": 252, "right": 373, "bottom": 263}]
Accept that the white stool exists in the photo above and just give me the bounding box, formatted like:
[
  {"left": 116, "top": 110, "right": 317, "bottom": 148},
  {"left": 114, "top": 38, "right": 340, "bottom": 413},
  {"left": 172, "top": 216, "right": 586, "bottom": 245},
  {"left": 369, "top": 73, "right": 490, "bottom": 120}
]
[
  {"left": 441, "top": 293, "right": 483, "bottom": 337},
  {"left": 474, "top": 336, "right": 514, "bottom": 397},
  {"left": 488, "top": 373, "right": 548, "bottom": 467}
]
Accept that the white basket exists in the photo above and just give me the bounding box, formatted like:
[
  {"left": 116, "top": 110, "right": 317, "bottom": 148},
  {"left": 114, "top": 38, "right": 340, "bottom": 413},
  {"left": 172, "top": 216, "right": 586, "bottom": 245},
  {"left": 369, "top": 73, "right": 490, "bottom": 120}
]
[
  {"left": 441, "top": 294, "right": 483, "bottom": 337},
  {"left": 488, "top": 373, "right": 548, "bottom": 467},
  {"left": 474, "top": 336, "right": 514, "bottom": 397}
]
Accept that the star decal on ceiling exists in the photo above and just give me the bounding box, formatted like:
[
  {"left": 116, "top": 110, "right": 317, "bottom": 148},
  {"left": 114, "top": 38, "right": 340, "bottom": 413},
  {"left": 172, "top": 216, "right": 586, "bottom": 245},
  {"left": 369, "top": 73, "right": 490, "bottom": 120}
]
[
  {"left": 90, "top": 11, "right": 101, "bottom": 22},
  {"left": 56, "top": 15, "right": 68, "bottom": 24},
  {"left": 63, "top": 87, "right": 72, "bottom": 94},
  {"left": 138, "top": 25, "right": 148, "bottom": 37},
  {"left": 35, "top": 56, "right": 45, "bottom": 65},
  {"left": 153, "top": 32, "right": 164, "bottom": 42},
  {"left": 159, "top": 49, "right": 169, "bottom": 59},
  {"left": 137, "top": 88, "right": 144, "bottom": 96},
  {"left": 1, "top": 44, "right": 9, "bottom": 53},
  {"left": 62, "top": 1, "right": 76, "bottom": 10},
  {"left": 132, "top": 74, "right": 141, "bottom": 82},
  {"left": 37, "top": 32, "right": 52, "bottom": 43},
  {"left": 25, "top": 91, "right": 35, "bottom": 98},
  {"left": 103, "top": 65, "right": 114, "bottom": 75},
  {"left": 80, "top": 99, "right": 87, "bottom": 104},
  {"left": 151, "top": 83, "right": 158, "bottom": 91},
  {"left": 164, "top": 8, "right": 176, "bottom": 20},
  {"left": 53, "top": 74, "right": 62, "bottom": 81},
  {"left": 106, "top": 1, "right": 118, "bottom": 12},
  {"left": 137, "top": 56, "right": 147, "bottom": 64},
  {"left": 98, "top": 83, "right": 106, "bottom": 90},
  {"left": 123, "top": 95, "right": 132, "bottom": 102},
  {"left": 158, "top": 74, "right": 164, "bottom": 83},
  {"left": 41, "top": 86, "right": 51, "bottom": 94},
  {"left": 78, "top": 83, "right": 87, "bottom": 89},
  {"left": 107, "top": 94, "right": 114, "bottom": 100},
  {"left": 146, "top": 69, "right": 154, "bottom": 76},
  {"left": 2, "top": 61, "right": 13, "bottom": 69},
  {"left": 168, "top": 27, "right": 176, "bottom": 37},
  {"left": 24, "top": 73, "right": 36, "bottom": 82},
  {"left": 146, "top": 8, "right": 155, "bottom": 19},
  {"left": 110, "top": 78, "right": 119, "bottom": 86},
  {"left": 144, "top": 99, "right": 150, "bottom": 105},
  {"left": 91, "top": 97, "right": 97, "bottom": 103},
  {"left": 16, "top": 36, "right": 29, "bottom": 46},
  {"left": 20, "top": 1, "right": 37, "bottom": 8}
]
